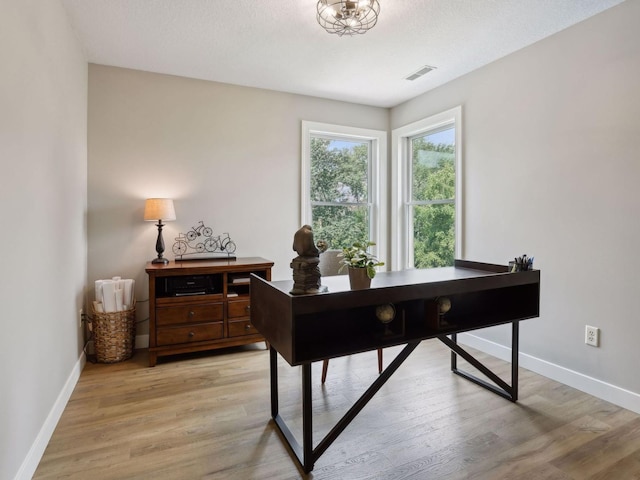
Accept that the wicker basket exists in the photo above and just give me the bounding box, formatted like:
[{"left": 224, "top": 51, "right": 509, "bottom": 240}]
[{"left": 91, "top": 303, "right": 136, "bottom": 363}]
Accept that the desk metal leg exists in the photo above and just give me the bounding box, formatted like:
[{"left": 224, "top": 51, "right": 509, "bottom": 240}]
[
  {"left": 271, "top": 346, "right": 310, "bottom": 472},
  {"left": 511, "top": 320, "right": 519, "bottom": 401},
  {"left": 270, "top": 326, "right": 520, "bottom": 473},
  {"left": 302, "top": 363, "right": 313, "bottom": 472},
  {"left": 270, "top": 341, "right": 421, "bottom": 473},
  {"left": 441, "top": 321, "right": 520, "bottom": 402},
  {"left": 270, "top": 346, "right": 278, "bottom": 418}
]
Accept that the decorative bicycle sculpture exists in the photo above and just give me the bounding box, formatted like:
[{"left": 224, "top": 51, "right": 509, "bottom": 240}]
[{"left": 172, "top": 221, "right": 236, "bottom": 259}]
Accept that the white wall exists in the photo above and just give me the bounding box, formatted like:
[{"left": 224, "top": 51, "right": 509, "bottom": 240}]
[
  {"left": 87, "top": 65, "right": 389, "bottom": 341},
  {"left": 392, "top": 0, "right": 640, "bottom": 409},
  {"left": 0, "top": 1, "right": 88, "bottom": 479}
]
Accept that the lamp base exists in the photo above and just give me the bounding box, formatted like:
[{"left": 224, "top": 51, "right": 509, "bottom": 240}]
[{"left": 151, "top": 220, "right": 169, "bottom": 265}]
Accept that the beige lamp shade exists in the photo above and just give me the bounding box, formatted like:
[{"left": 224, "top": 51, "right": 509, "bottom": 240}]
[{"left": 144, "top": 198, "right": 176, "bottom": 222}]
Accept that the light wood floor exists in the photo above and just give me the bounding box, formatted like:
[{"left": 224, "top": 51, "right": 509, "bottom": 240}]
[{"left": 34, "top": 342, "right": 640, "bottom": 479}]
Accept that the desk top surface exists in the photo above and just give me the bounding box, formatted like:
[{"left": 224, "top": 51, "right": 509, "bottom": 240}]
[{"left": 266, "top": 260, "right": 535, "bottom": 297}]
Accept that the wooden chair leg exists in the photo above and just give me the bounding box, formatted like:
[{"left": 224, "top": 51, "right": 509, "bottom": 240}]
[
  {"left": 322, "top": 349, "right": 382, "bottom": 383},
  {"left": 321, "top": 359, "right": 329, "bottom": 384}
]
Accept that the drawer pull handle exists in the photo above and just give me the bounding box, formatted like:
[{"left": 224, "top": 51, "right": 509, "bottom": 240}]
[
  {"left": 245, "top": 305, "right": 251, "bottom": 312},
  {"left": 189, "top": 311, "right": 195, "bottom": 317},
  {"left": 188, "top": 331, "right": 195, "bottom": 337},
  {"left": 245, "top": 324, "right": 251, "bottom": 330}
]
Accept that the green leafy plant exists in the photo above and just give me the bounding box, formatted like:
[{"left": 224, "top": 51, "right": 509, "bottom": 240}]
[{"left": 338, "top": 241, "right": 384, "bottom": 279}]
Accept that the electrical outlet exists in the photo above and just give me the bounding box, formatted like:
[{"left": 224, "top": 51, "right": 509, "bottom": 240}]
[
  {"left": 585, "top": 325, "right": 599, "bottom": 347},
  {"left": 79, "top": 308, "right": 84, "bottom": 328}
]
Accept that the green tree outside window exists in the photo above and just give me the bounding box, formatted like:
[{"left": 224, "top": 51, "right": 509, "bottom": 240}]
[
  {"left": 310, "top": 137, "right": 370, "bottom": 249},
  {"left": 411, "top": 134, "right": 455, "bottom": 268}
]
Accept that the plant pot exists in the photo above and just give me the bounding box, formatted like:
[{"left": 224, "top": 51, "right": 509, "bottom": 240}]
[{"left": 348, "top": 267, "right": 371, "bottom": 290}]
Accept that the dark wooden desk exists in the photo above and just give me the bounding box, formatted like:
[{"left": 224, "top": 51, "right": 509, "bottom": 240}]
[{"left": 251, "top": 260, "right": 540, "bottom": 473}]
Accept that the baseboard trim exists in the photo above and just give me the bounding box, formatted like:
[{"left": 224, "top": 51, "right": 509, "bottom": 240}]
[
  {"left": 458, "top": 332, "right": 640, "bottom": 415},
  {"left": 14, "top": 352, "right": 86, "bottom": 480}
]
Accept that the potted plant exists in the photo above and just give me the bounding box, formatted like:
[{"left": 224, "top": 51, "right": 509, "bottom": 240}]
[{"left": 338, "top": 241, "right": 384, "bottom": 289}]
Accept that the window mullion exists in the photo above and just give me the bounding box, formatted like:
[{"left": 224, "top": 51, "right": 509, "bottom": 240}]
[
  {"left": 407, "top": 199, "right": 454, "bottom": 206},
  {"left": 311, "top": 201, "right": 372, "bottom": 207}
]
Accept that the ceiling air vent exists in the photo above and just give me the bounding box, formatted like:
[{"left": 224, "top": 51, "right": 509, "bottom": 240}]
[{"left": 405, "top": 65, "right": 436, "bottom": 81}]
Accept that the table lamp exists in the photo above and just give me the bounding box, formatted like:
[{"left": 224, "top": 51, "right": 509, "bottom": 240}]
[{"left": 144, "top": 198, "right": 176, "bottom": 264}]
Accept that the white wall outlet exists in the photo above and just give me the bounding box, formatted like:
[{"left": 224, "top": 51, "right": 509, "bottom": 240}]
[{"left": 585, "top": 325, "right": 599, "bottom": 347}]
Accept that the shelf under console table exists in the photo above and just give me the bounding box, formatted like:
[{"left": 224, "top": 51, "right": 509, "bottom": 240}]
[
  {"left": 146, "top": 257, "right": 273, "bottom": 367},
  {"left": 250, "top": 259, "right": 540, "bottom": 473}
]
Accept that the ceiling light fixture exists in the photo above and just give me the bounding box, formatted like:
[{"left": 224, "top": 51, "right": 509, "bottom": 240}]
[{"left": 317, "top": 0, "right": 380, "bottom": 37}]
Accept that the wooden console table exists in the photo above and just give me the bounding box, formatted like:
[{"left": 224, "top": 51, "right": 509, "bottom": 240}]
[
  {"left": 250, "top": 260, "right": 540, "bottom": 473},
  {"left": 146, "top": 257, "right": 273, "bottom": 366}
]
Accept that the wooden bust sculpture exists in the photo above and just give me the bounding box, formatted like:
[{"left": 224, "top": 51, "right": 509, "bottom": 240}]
[{"left": 290, "top": 225, "right": 327, "bottom": 295}]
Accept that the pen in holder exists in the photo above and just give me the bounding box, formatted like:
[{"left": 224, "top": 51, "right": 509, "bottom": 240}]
[{"left": 509, "top": 255, "right": 534, "bottom": 272}]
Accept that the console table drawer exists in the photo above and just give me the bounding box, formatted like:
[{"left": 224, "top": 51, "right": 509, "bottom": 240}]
[
  {"left": 156, "top": 322, "right": 224, "bottom": 346},
  {"left": 228, "top": 300, "right": 251, "bottom": 319},
  {"left": 228, "top": 319, "right": 258, "bottom": 337},
  {"left": 156, "top": 303, "right": 223, "bottom": 326}
]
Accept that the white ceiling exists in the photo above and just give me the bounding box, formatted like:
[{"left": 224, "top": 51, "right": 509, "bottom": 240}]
[{"left": 60, "top": 0, "right": 625, "bottom": 108}]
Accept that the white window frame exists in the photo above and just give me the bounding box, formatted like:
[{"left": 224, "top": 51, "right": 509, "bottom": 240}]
[
  {"left": 391, "top": 106, "right": 463, "bottom": 271},
  {"left": 301, "top": 121, "right": 388, "bottom": 265}
]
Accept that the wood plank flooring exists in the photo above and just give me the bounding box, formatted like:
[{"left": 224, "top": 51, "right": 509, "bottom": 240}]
[{"left": 34, "top": 342, "right": 640, "bottom": 479}]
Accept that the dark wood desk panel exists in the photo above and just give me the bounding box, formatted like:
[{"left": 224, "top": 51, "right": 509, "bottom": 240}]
[{"left": 251, "top": 260, "right": 540, "bottom": 365}]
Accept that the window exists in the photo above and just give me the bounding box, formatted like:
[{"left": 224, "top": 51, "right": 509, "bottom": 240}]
[
  {"left": 301, "top": 121, "right": 387, "bottom": 256},
  {"left": 391, "top": 107, "right": 462, "bottom": 270}
]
